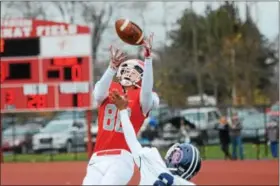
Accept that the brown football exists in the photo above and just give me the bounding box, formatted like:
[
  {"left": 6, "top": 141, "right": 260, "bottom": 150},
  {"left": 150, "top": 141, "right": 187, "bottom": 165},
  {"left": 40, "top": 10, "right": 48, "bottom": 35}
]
[{"left": 115, "top": 19, "right": 144, "bottom": 45}]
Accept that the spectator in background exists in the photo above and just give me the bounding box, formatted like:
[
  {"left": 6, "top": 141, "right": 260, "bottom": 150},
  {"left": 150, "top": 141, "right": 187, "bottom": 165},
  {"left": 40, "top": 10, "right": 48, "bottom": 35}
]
[
  {"left": 229, "top": 113, "right": 244, "bottom": 160},
  {"left": 266, "top": 119, "right": 279, "bottom": 158},
  {"left": 218, "top": 117, "right": 232, "bottom": 160},
  {"left": 180, "top": 118, "right": 191, "bottom": 143}
]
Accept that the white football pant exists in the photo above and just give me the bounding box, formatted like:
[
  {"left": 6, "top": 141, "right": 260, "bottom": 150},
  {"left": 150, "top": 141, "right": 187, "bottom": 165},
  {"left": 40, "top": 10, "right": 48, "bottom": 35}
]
[{"left": 82, "top": 149, "right": 140, "bottom": 185}]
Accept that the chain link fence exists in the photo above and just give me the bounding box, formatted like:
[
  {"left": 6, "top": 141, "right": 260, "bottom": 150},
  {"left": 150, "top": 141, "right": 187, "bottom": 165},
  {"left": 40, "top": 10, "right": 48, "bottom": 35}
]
[{"left": 1, "top": 104, "right": 278, "bottom": 162}]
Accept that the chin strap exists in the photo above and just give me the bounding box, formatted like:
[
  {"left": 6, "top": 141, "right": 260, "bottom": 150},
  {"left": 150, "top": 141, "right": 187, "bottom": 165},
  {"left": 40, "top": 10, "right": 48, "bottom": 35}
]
[{"left": 132, "top": 82, "right": 141, "bottom": 88}]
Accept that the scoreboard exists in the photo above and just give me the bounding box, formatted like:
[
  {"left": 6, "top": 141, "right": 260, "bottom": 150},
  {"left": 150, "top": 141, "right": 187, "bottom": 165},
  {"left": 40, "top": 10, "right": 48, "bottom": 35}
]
[{"left": 0, "top": 19, "right": 93, "bottom": 113}]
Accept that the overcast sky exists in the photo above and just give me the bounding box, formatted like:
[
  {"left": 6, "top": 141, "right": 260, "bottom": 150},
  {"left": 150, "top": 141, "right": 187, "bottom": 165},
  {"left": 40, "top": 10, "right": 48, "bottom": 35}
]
[
  {"left": 101, "top": 1, "right": 279, "bottom": 58},
  {"left": 1, "top": 1, "right": 279, "bottom": 60}
]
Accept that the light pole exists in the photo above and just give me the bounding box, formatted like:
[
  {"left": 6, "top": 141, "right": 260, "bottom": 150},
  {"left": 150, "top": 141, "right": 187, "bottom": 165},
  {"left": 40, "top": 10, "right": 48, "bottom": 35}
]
[{"left": 190, "top": 1, "right": 204, "bottom": 105}]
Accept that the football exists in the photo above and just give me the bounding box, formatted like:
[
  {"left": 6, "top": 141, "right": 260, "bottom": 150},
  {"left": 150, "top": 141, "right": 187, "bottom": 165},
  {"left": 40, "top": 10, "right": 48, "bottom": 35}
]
[{"left": 115, "top": 19, "right": 144, "bottom": 45}]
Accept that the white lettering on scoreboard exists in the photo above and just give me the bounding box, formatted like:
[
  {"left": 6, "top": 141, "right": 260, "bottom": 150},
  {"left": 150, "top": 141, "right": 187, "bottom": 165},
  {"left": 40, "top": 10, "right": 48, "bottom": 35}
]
[
  {"left": 40, "top": 34, "right": 91, "bottom": 57},
  {"left": 1, "top": 23, "right": 78, "bottom": 38},
  {"left": 60, "top": 82, "right": 89, "bottom": 94},
  {"left": 36, "top": 25, "right": 77, "bottom": 37},
  {"left": 23, "top": 84, "right": 48, "bottom": 95}
]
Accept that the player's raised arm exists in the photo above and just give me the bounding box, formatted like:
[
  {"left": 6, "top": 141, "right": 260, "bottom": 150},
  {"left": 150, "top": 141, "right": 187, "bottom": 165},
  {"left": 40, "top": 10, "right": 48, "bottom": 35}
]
[
  {"left": 93, "top": 46, "right": 127, "bottom": 106},
  {"left": 110, "top": 90, "right": 143, "bottom": 154},
  {"left": 140, "top": 33, "right": 160, "bottom": 115}
]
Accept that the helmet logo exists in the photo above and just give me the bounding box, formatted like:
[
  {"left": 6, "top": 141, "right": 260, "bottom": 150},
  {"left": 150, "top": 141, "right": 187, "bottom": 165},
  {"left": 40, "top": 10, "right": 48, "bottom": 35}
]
[{"left": 171, "top": 149, "right": 183, "bottom": 164}]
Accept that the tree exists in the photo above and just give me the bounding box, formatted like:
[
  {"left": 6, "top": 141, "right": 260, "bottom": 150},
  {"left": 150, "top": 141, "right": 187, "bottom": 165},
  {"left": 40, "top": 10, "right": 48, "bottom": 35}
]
[
  {"left": 230, "top": 3, "right": 278, "bottom": 105},
  {"left": 1, "top": 2, "right": 48, "bottom": 19},
  {"left": 155, "top": 1, "right": 278, "bottom": 106}
]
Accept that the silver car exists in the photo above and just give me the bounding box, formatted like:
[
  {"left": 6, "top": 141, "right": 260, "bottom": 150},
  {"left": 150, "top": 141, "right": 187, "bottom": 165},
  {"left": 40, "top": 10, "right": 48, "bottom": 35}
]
[
  {"left": 32, "top": 119, "right": 86, "bottom": 153},
  {"left": 241, "top": 113, "right": 267, "bottom": 143}
]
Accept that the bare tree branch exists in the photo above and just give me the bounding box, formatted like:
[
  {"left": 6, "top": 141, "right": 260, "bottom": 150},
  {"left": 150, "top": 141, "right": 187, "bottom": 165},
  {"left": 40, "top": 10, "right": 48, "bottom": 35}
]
[
  {"left": 1, "top": 2, "right": 17, "bottom": 18},
  {"left": 1, "top": 2, "right": 48, "bottom": 19}
]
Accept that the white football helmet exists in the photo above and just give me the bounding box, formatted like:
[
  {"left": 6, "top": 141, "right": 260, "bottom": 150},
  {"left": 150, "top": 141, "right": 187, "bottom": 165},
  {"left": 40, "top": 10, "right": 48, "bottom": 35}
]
[{"left": 116, "top": 59, "right": 144, "bottom": 88}]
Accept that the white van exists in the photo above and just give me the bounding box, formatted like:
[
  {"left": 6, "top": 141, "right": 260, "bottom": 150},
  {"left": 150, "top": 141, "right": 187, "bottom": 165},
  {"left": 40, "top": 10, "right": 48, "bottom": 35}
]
[{"left": 180, "top": 107, "right": 222, "bottom": 144}]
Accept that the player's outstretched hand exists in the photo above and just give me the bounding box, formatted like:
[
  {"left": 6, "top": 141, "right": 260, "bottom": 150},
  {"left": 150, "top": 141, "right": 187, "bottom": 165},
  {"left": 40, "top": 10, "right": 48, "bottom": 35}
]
[
  {"left": 110, "top": 90, "right": 128, "bottom": 110},
  {"left": 109, "top": 45, "right": 127, "bottom": 70},
  {"left": 142, "top": 32, "right": 154, "bottom": 58}
]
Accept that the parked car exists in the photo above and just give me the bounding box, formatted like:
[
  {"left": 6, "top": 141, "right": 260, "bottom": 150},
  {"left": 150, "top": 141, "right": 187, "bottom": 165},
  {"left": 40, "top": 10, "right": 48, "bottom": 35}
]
[
  {"left": 32, "top": 119, "right": 87, "bottom": 153},
  {"left": 52, "top": 111, "right": 86, "bottom": 120},
  {"left": 241, "top": 113, "right": 267, "bottom": 143},
  {"left": 151, "top": 123, "right": 180, "bottom": 148},
  {"left": 84, "top": 122, "right": 98, "bottom": 147},
  {"left": 2, "top": 123, "right": 42, "bottom": 153},
  {"left": 149, "top": 104, "right": 174, "bottom": 123},
  {"left": 1, "top": 116, "right": 19, "bottom": 131},
  {"left": 140, "top": 104, "right": 174, "bottom": 135},
  {"left": 266, "top": 101, "right": 279, "bottom": 118},
  {"left": 180, "top": 107, "right": 222, "bottom": 144},
  {"left": 2, "top": 118, "right": 11, "bottom": 131}
]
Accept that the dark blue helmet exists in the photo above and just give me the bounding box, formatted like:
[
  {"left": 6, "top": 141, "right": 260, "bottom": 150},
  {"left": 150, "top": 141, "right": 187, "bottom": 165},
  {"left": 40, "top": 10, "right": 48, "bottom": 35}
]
[{"left": 164, "top": 143, "right": 201, "bottom": 180}]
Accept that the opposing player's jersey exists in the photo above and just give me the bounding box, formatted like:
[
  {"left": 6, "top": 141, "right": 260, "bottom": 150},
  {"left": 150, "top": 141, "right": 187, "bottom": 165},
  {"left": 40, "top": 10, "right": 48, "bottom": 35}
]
[
  {"left": 135, "top": 147, "right": 195, "bottom": 186},
  {"left": 94, "top": 82, "right": 147, "bottom": 152}
]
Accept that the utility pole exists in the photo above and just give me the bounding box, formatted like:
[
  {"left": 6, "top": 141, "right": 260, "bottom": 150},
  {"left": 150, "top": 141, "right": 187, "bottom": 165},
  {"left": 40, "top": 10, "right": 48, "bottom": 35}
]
[
  {"left": 190, "top": 1, "right": 204, "bottom": 105},
  {"left": 231, "top": 48, "right": 237, "bottom": 105},
  {"left": 230, "top": 3, "right": 242, "bottom": 106},
  {"left": 162, "top": 2, "right": 168, "bottom": 47}
]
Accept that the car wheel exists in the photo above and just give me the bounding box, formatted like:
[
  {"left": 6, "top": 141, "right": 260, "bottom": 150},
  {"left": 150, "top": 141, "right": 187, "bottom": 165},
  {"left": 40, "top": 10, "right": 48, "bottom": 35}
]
[
  {"left": 66, "top": 141, "right": 72, "bottom": 153},
  {"left": 21, "top": 145, "right": 28, "bottom": 154},
  {"left": 14, "top": 145, "right": 26, "bottom": 154},
  {"left": 34, "top": 149, "right": 42, "bottom": 154}
]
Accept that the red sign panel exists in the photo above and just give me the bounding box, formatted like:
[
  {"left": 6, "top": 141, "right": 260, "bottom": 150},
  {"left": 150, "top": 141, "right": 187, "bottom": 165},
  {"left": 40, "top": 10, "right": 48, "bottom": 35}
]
[
  {"left": 42, "top": 57, "right": 90, "bottom": 83},
  {"left": 0, "top": 19, "right": 93, "bottom": 113},
  {"left": 0, "top": 56, "right": 93, "bottom": 113},
  {"left": 1, "top": 58, "right": 40, "bottom": 84},
  {"left": 1, "top": 87, "right": 56, "bottom": 110},
  {"left": 1, "top": 56, "right": 92, "bottom": 113}
]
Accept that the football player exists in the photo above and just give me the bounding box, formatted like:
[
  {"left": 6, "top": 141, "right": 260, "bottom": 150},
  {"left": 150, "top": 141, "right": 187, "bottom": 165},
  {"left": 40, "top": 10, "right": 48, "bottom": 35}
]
[
  {"left": 83, "top": 34, "right": 159, "bottom": 185},
  {"left": 110, "top": 90, "right": 201, "bottom": 185}
]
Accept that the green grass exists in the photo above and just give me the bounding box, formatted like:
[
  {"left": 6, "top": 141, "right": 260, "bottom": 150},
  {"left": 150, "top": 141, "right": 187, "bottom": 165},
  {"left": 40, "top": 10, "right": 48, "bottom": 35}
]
[
  {"left": 3, "top": 144, "right": 273, "bottom": 163},
  {"left": 4, "top": 152, "right": 88, "bottom": 162},
  {"left": 201, "top": 143, "right": 273, "bottom": 159}
]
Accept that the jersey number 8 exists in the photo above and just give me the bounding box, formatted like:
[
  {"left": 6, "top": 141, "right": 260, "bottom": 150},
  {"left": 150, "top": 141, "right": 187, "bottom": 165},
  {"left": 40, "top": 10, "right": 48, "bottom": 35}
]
[{"left": 103, "top": 104, "right": 131, "bottom": 133}]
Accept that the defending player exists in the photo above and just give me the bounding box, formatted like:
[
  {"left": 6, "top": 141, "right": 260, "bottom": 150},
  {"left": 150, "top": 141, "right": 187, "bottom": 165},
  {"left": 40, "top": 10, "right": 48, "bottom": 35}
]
[
  {"left": 110, "top": 91, "right": 201, "bottom": 185},
  {"left": 83, "top": 34, "right": 159, "bottom": 185}
]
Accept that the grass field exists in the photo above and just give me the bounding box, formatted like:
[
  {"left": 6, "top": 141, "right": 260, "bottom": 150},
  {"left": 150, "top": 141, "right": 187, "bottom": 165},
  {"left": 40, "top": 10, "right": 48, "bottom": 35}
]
[
  {"left": 3, "top": 143, "right": 274, "bottom": 162},
  {"left": 4, "top": 152, "right": 88, "bottom": 162},
  {"left": 201, "top": 143, "right": 273, "bottom": 159}
]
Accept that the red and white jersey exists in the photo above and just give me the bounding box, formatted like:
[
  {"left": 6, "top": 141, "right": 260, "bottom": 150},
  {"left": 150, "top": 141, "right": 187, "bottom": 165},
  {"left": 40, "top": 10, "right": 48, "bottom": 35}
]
[
  {"left": 94, "top": 82, "right": 147, "bottom": 152},
  {"left": 135, "top": 147, "right": 195, "bottom": 185}
]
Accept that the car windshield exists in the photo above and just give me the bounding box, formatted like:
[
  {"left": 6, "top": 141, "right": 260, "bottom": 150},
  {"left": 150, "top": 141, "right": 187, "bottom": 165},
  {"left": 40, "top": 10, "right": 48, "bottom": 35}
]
[
  {"left": 268, "top": 115, "right": 279, "bottom": 123},
  {"left": 242, "top": 114, "right": 266, "bottom": 129},
  {"left": 41, "top": 122, "right": 70, "bottom": 133},
  {"left": 150, "top": 107, "right": 169, "bottom": 116},
  {"left": 150, "top": 109, "right": 161, "bottom": 117},
  {"left": 53, "top": 111, "right": 85, "bottom": 120},
  {"left": 183, "top": 112, "right": 205, "bottom": 122},
  {"left": 271, "top": 104, "right": 279, "bottom": 112},
  {"left": 3, "top": 126, "right": 28, "bottom": 136}
]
